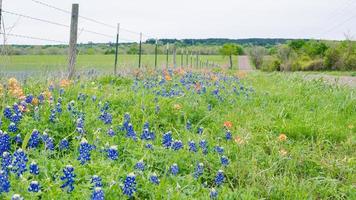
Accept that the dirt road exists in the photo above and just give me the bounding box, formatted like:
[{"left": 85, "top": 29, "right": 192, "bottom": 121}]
[{"left": 238, "top": 56, "right": 253, "bottom": 71}]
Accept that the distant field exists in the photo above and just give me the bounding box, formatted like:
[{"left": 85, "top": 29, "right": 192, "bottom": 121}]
[{"left": 0, "top": 55, "right": 236, "bottom": 73}]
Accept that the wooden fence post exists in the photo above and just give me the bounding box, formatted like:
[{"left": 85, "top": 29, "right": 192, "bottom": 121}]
[
  {"left": 68, "top": 3, "right": 79, "bottom": 79},
  {"left": 173, "top": 45, "right": 177, "bottom": 68},
  {"left": 166, "top": 43, "right": 169, "bottom": 68},
  {"left": 138, "top": 32, "right": 142, "bottom": 68},
  {"left": 114, "top": 23, "right": 120, "bottom": 75}
]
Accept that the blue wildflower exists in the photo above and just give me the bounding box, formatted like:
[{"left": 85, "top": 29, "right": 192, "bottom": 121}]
[
  {"left": 11, "top": 194, "right": 23, "bottom": 200},
  {"left": 91, "top": 187, "right": 104, "bottom": 200},
  {"left": 49, "top": 108, "right": 56, "bottom": 122},
  {"left": 170, "top": 163, "right": 179, "bottom": 175},
  {"left": 107, "top": 146, "right": 118, "bottom": 160},
  {"left": 126, "top": 123, "right": 137, "bottom": 141},
  {"left": 134, "top": 160, "right": 145, "bottom": 171},
  {"left": 14, "top": 134, "right": 22, "bottom": 144},
  {"left": 171, "top": 140, "right": 183, "bottom": 151},
  {"left": 91, "top": 175, "right": 103, "bottom": 187},
  {"left": 145, "top": 143, "right": 153, "bottom": 150},
  {"left": 99, "top": 112, "right": 112, "bottom": 124},
  {"left": 13, "top": 104, "right": 20, "bottom": 115},
  {"left": 194, "top": 163, "right": 204, "bottom": 179},
  {"left": 141, "top": 128, "right": 155, "bottom": 141},
  {"left": 59, "top": 139, "right": 70, "bottom": 150},
  {"left": 215, "top": 170, "right": 224, "bottom": 186},
  {"left": 8, "top": 123, "right": 18, "bottom": 133},
  {"left": 38, "top": 94, "right": 44, "bottom": 104},
  {"left": 225, "top": 130, "right": 232, "bottom": 140},
  {"left": 149, "top": 173, "right": 160, "bottom": 185},
  {"left": 45, "top": 137, "right": 55, "bottom": 151},
  {"left": 29, "top": 162, "right": 40, "bottom": 175},
  {"left": 188, "top": 141, "right": 197, "bottom": 152},
  {"left": 186, "top": 121, "right": 192, "bottom": 130},
  {"left": 210, "top": 188, "right": 218, "bottom": 199},
  {"left": 200, "top": 140, "right": 208, "bottom": 155},
  {"left": 28, "top": 181, "right": 40, "bottom": 192},
  {"left": 56, "top": 102, "right": 62, "bottom": 114},
  {"left": 0, "top": 170, "right": 10, "bottom": 194},
  {"left": 78, "top": 138, "right": 92, "bottom": 165},
  {"left": 107, "top": 127, "right": 115, "bottom": 137},
  {"left": 197, "top": 127, "right": 204, "bottom": 134},
  {"left": 10, "top": 114, "right": 22, "bottom": 124},
  {"left": 28, "top": 129, "right": 41, "bottom": 149},
  {"left": 11, "top": 148, "right": 28, "bottom": 177},
  {"left": 61, "top": 165, "right": 75, "bottom": 192},
  {"left": 1, "top": 152, "right": 12, "bottom": 173},
  {"left": 162, "top": 131, "right": 172, "bottom": 148},
  {"left": 214, "top": 146, "right": 224, "bottom": 155},
  {"left": 121, "top": 173, "right": 136, "bottom": 197},
  {"left": 3, "top": 106, "right": 12, "bottom": 119},
  {"left": 221, "top": 156, "right": 229, "bottom": 167},
  {"left": 25, "top": 95, "right": 33, "bottom": 104},
  {"left": 0, "top": 131, "right": 11, "bottom": 155},
  {"left": 121, "top": 113, "right": 131, "bottom": 131}
]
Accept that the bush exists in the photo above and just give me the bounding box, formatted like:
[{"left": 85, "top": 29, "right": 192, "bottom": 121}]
[
  {"left": 261, "top": 57, "right": 281, "bottom": 71},
  {"left": 248, "top": 46, "right": 266, "bottom": 69}
]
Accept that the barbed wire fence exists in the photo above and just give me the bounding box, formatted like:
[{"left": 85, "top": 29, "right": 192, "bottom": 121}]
[{"left": 0, "top": 0, "right": 219, "bottom": 79}]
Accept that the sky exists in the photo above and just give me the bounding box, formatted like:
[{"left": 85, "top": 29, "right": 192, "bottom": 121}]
[{"left": 0, "top": 0, "right": 356, "bottom": 44}]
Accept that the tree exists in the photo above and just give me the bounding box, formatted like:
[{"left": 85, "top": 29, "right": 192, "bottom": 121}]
[
  {"left": 219, "top": 44, "right": 242, "bottom": 69},
  {"left": 248, "top": 46, "right": 266, "bottom": 69}
]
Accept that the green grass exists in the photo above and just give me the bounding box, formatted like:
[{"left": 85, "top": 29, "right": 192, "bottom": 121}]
[
  {"left": 0, "top": 71, "right": 355, "bottom": 199},
  {"left": 0, "top": 55, "right": 238, "bottom": 72},
  {"left": 299, "top": 71, "right": 356, "bottom": 77}
]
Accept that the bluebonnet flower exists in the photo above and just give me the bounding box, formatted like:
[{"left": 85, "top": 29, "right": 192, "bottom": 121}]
[
  {"left": 76, "top": 117, "right": 85, "bottom": 135},
  {"left": 171, "top": 140, "right": 183, "bottom": 151},
  {"left": 134, "top": 160, "right": 145, "bottom": 171},
  {"left": 8, "top": 123, "right": 18, "bottom": 133},
  {"left": 11, "top": 148, "right": 28, "bottom": 177},
  {"left": 91, "top": 175, "right": 103, "bottom": 187},
  {"left": 197, "top": 127, "right": 204, "bottom": 135},
  {"left": 194, "top": 163, "right": 204, "bottom": 179},
  {"left": 3, "top": 106, "right": 12, "bottom": 119},
  {"left": 215, "top": 170, "right": 224, "bottom": 186},
  {"left": 0, "top": 131, "right": 11, "bottom": 155},
  {"left": 45, "top": 137, "right": 55, "bottom": 151},
  {"left": 1, "top": 152, "right": 12, "bottom": 173},
  {"left": 13, "top": 103, "right": 20, "bottom": 115},
  {"left": 225, "top": 130, "right": 232, "bottom": 140},
  {"left": 56, "top": 102, "right": 62, "bottom": 114},
  {"left": 91, "top": 187, "right": 104, "bottom": 200},
  {"left": 188, "top": 141, "right": 197, "bottom": 152},
  {"left": 0, "top": 170, "right": 10, "bottom": 194},
  {"left": 92, "top": 95, "right": 97, "bottom": 102},
  {"left": 121, "top": 173, "right": 136, "bottom": 197},
  {"left": 214, "top": 146, "right": 224, "bottom": 155},
  {"left": 126, "top": 123, "right": 137, "bottom": 141},
  {"left": 10, "top": 113, "right": 22, "bottom": 124},
  {"left": 121, "top": 113, "right": 131, "bottom": 131},
  {"left": 155, "top": 105, "right": 160, "bottom": 114},
  {"left": 210, "top": 188, "right": 218, "bottom": 199},
  {"left": 107, "top": 127, "right": 115, "bottom": 137},
  {"left": 25, "top": 94, "right": 33, "bottom": 104},
  {"left": 208, "top": 104, "right": 212, "bottom": 111},
  {"left": 49, "top": 84, "right": 54, "bottom": 92},
  {"left": 199, "top": 140, "right": 208, "bottom": 155},
  {"left": 170, "top": 163, "right": 179, "bottom": 175},
  {"left": 149, "top": 173, "right": 160, "bottom": 185},
  {"left": 14, "top": 134, "right": 22, "bottom": 144},
  {"left": 42, "top": 131, "right": 49, "bottom": 143},
  {"left": 11, "top": 194, "right": 23, "bottom": 200},
  {"left": 221, "top": 156, "right": 229, "bottom": 166},
  {"left": 99, "top": 112, "right": 112, "bottom": 124},
  {"left": 107, "top": 146, "right": 118, "bottom": 160},
  {"left": 61, "top": 165, "right": 75, "bottom": 192},
  {"left": 78, "top": 138, "right": 93, "bottom": 165},
  {"left": 186, "top": 121, "right": 192, "bottom": 130},
  {"left": 145, "top": 143, "right": 153, "bottom": 150},
  {"left": 49, "top": 108, "right": 56, "bottom": 122},
  {"left": 162, "top": 131, "right": 172, "bottom": 148},
  {"left": 141, "top": 128, "right": 155, "bottom": 141},
  {"left": 38, "top": 93, "right": 44, "bottom": 104},
  {"left": 59, "top": 139, "right": 70, "bottom": 150},
  {"left": 29, "top": 162, "right": 39, "bottom": 175},
  {"left": 28, "top": 181, "right": 40, "bottom": 192},
  {"left": 28, "top": 129, "right": 41, "bottom": 149}
]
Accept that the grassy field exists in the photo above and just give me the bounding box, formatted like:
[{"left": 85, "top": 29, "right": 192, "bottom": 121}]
[
  {"left": 0, "top": 55, "right": 236, "bottom": 72},
  {"left": 0, "top": 70, "right": 354, "bottom": 199}
]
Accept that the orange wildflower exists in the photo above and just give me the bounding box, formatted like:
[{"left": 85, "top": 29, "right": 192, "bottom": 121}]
[
  {"left": 60, "top": 79, "right": 71, "bottom": 87},
  {"left": 278, "top": 134, "right": 287, "bottom": 142},
  {"left": 165, "top": 75, "right": 172, "bottom": 81},
  {"left": 224, "top": 121, "right": 233, "bottom": 128},
  {"left": 234, "top": 136, "right": 245, "bottom": 145},
  {"left": 32, "top": 97, "right": 39, "bottom": 106},
  {"left": 8, "top": 78, "right": 25, "bottom": 99},
  {"left": 173, "top": 104, "right": 182, "bottom": 110},
  {"left": 195, "top": 83, "right": 202, "bottom": 91}
]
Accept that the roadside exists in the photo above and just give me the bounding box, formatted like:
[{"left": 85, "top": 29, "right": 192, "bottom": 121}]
[{"left": 238, "top": 56, "right": 254, "bottom": 71}]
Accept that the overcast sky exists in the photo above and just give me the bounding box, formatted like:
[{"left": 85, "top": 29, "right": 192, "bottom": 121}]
[{"left": 1, "top": 0, "right": 356, "bottom": 44}]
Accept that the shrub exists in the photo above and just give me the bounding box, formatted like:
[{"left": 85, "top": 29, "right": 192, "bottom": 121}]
[
  {"left": 248, "top": 46, "right": 266, "bottom": 69},
  {"left": 261, "top": 57, "right": 281, "bottom": 71}
]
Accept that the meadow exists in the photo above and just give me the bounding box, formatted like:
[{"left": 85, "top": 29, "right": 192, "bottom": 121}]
[{"left": 0, "top": 68, "right": 355, "bottom": 199}]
